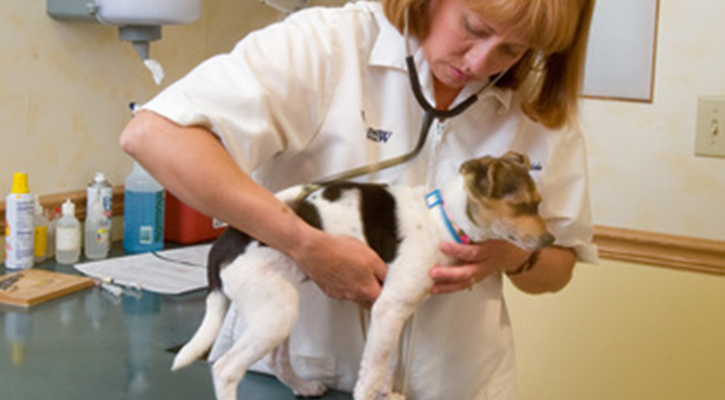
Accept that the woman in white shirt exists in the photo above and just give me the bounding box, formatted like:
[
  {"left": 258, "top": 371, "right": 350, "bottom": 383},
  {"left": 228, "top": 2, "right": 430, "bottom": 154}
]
[{"left": 120, "top": 0, "right": 597, "bottom": 398}]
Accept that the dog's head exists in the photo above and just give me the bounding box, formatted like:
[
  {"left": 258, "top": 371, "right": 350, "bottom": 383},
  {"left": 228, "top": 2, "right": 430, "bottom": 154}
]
[{"left": 460, "top": 152, "right": 555, "bottom": 251}]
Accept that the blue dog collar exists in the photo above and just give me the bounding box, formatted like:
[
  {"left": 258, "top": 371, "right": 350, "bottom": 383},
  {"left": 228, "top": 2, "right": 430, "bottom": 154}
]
[{"left": 426, "top": 189, "right": 471, "bottom": 244}]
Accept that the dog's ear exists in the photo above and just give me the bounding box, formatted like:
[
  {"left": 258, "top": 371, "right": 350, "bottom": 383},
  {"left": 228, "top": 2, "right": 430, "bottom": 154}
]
[
  {"left": 461, "top": 156, "right": 523, "bottom": 199},
  {"left": 460, "top": 156, "right": 498, "bottom": 198},
  {"left": 501, "top": 151, "right": 531, "bottom": 170}
]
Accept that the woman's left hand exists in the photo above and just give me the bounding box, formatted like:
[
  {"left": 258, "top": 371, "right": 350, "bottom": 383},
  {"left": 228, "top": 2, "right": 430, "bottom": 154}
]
[{"left": 429, "top": 239, "right": 531, "bottom": 294}]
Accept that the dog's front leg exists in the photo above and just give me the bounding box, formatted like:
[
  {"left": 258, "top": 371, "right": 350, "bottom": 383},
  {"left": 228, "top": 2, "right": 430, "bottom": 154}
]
[{"left": 354, "top": 293, "right": 422, "bottom": 400}]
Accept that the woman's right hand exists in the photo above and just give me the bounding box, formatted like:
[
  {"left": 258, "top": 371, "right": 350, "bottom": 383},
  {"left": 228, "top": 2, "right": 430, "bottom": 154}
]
[{"left": 291, "top": 230, "right": 387, "bottom": 309}]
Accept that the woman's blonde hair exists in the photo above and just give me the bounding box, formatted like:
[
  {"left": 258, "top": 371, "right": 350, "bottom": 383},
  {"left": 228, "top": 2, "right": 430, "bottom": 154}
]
[{"left": 381, "top": 0, "right": 595, "bottom": 129}]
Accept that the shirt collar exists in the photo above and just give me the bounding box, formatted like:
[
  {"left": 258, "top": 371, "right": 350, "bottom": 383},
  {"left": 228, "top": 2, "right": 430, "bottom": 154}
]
[{"left": 368, "top": 5, "right": 407, "bottom": 71}]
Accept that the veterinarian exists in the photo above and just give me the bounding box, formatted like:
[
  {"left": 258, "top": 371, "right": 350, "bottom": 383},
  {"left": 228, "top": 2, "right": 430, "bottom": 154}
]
[{"left": 120, "top": 0, "right": 598, "bottom": 398}]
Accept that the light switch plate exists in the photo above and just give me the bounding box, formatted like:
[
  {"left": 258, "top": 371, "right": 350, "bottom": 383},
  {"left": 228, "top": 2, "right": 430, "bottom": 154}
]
[{"left": 695, "top": 96, "right": 725, "bottom": 158}]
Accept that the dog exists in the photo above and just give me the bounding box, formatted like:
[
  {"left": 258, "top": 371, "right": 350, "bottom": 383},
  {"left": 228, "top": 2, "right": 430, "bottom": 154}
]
[{"left": 170, "top": 151, "right": 554, "bottom": 400}]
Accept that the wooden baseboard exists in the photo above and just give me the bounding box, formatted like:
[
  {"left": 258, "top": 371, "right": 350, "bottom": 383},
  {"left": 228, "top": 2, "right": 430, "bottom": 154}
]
[
  {"left": 1, "top": 190, "right": 723, "bottom": 276},
  {"left": 593, "top": 226, "right": 725, "bottom": 276}
]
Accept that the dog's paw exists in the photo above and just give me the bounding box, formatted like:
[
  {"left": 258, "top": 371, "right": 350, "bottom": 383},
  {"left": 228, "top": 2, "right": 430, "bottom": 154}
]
[
  {"left": 375, "top": 392, "right": 407, "bottom": 400},
  {"left": 292, "top": 380, "right": 327, "bottom": 398}
]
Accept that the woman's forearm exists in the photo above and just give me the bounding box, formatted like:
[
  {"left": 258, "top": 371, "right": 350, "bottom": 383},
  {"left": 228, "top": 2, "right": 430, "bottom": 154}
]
[
  {"left": 506, "top": 246, "right": 576, "bottom": 294},
  {"left": 119, "top": 110, "right": 317, "bottom": 258}
]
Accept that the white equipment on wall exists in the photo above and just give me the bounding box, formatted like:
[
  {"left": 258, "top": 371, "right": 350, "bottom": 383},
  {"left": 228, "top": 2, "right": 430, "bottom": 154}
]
[{"left": 47, "top": 0, "right": 202, "bottom": 83}]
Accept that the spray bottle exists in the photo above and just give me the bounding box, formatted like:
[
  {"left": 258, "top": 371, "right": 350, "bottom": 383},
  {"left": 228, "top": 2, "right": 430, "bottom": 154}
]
[
  {"left": 85, "top": 188, "right": 111, "bottom": 260},
  {"left": 5, "top": 172, "right": 35, "bottom": 270},
  {"left": 87, "top": 172, "right": 113, "bottom": 219}
]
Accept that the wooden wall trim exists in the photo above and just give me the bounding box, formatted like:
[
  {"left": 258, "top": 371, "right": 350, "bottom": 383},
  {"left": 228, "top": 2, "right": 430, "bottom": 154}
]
[
  {"left": 593, "top": 226, "right": 725, "bottom": 276},
  {"left": 0, "top": 187, "right": 125, "bottom": 226},
  {"left": 1, "top": 190, "right": 723, "bottom": 276}
]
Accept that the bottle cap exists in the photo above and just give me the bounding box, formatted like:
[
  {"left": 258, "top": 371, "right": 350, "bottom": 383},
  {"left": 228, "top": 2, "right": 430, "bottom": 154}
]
[
  {"left": 62, "top": 199, "right": 75, "bottom": 217},
  {"left": 93, "top": 172, "right": 106, "bottom": 184},
  {"left": 11, "top": 172, "right": 29, "bottom": 194}
]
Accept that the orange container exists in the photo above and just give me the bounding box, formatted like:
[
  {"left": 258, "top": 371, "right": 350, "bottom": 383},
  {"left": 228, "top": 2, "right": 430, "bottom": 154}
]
[{"left": 164, "top": 193, "right": 225, "bottom": 244}]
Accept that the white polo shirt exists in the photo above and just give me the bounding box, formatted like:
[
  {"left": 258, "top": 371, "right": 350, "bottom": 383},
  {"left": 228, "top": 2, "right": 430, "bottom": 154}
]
[{"left": 143, "top": 2, "right": 597, "bottom": 399}]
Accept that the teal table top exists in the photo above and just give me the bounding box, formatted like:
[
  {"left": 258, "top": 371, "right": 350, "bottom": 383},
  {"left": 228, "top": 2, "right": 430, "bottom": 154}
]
[{"left": 1, "top": 245, "right": 352, "bottom": 400}]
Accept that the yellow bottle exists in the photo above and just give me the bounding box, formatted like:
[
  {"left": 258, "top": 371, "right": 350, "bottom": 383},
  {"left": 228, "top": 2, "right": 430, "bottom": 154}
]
[{"left": 33, "top": 196, "right": 49, "bottom": 262}]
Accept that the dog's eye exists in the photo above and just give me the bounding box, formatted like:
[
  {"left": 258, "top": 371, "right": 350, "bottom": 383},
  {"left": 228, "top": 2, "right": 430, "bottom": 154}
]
[{"left": 513, "top": 201, "right": 540, "bottom": 216}]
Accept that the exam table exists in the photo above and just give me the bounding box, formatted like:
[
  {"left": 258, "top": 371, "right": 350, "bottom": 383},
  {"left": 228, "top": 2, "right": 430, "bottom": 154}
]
[{"left": 0, "top": 247, "right": 352, "bottom": 400}]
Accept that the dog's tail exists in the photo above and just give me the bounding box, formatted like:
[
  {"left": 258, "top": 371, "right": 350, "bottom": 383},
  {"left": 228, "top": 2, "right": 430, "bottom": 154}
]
[{"left": 171, "top": 290, "right": 229, "bottom": 371}]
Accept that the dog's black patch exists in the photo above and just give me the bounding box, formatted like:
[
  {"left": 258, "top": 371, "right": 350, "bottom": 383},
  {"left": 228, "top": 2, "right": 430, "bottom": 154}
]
[
  {"left": 321, "top": 182, "right": 401, "bottom": 263},
  {"left": 207, "top": 228, "right": 255, "bottom": 291},
  {"left": 206, "top": 182, "right": 400, "bottom": 291},
  {"left": 292, "top": 199, "right": 323, "bottom": 230}
]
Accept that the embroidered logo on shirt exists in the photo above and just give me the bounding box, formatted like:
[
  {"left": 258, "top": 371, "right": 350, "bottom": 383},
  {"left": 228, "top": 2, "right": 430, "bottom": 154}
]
[
  {"left": 530, "top": 162, "right": 543, "bottom": 171},
  {"left": 361, "top": 110, "right": 393, "bottom": 144},
  {"left": 367, "top": 127, "right": 393, "bottom": 143}
]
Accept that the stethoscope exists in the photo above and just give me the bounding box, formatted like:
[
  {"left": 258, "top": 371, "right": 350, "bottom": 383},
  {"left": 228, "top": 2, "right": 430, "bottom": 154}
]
[{"left": 307, "top": 12, "right": 509, "bottom": 189}]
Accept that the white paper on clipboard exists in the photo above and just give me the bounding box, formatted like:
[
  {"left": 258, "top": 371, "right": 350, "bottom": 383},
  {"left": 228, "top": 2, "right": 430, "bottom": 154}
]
[{"left": 74, "top": 244, "right": 211, "bottom": 295}]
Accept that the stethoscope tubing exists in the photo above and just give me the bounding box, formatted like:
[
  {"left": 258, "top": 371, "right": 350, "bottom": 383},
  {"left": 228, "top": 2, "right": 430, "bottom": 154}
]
[
  {"left": 312, "top": 110, "right": 436, "bottom": 186},
  {"left": 311, "top": 58, "right": 506, "bottom": 189}
]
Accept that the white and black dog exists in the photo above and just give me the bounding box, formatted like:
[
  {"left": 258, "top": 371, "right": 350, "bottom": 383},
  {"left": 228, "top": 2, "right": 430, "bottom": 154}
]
[{"left": 171, "top": 151, "right": 554, "bottom": 400}]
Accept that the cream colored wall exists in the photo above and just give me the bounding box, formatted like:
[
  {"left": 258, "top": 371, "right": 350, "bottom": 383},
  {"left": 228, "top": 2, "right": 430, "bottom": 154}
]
[
  {"left": 511, "top": 2, "right": 725, "bottom": 397},
  {"left": 0, "top": 0, "right": 279, "bottom": 197},
  {"left": 506, "top": 261, "right": 725, "bottom": 400},
  {"left": 581, "top": 0, "right": 725, "bottom": 241}
]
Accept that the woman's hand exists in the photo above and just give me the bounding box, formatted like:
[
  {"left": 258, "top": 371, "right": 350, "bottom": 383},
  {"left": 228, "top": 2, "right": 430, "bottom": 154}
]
[
  {"left": 291, "top": 230, "right": 388, "bottom": 309},
  {"left": 429, "top": 239, "right": 531, "bottom": 294},
  {"left": 430, "top": 239, "right": 577, "bottom": 294}
]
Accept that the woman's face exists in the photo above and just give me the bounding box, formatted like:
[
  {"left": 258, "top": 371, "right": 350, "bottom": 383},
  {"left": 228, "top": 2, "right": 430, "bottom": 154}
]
[{"left": 422, "top": 0, "right": 531, "bottom": 90}]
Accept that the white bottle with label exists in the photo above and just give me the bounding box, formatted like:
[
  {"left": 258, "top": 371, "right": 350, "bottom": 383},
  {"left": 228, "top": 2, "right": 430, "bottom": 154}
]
[
  {"left": 55, "top": 199, "right": 81, "bottom": 265},
  {"left": 84, "top": 188, "right": 111, "bottom": 260},
  {"left": 5, "top": 172, "right": 35, "bottom": 270}
]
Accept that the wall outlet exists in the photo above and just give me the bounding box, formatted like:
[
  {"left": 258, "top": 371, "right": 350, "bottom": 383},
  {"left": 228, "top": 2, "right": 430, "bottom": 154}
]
[{"left": 695, "top": 96, "right": 725, "bottom": 158}]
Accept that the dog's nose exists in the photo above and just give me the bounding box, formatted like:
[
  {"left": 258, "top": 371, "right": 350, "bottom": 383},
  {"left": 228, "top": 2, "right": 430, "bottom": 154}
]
[{"left": 522, "top": 232, "right": 555, "bottom": 251}]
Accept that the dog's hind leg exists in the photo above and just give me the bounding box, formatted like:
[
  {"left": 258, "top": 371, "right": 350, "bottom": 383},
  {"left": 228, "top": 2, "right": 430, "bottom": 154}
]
[
  {"left": 212, "top": 251, "right": 304, "bottom": 400},
  {"left": 211, "top": 295, "right": 299, "bottom": 400},
  {"left": 211, "top": 327, "right": 285, "bottom": 400},
  {"left": 266, "top": 337, "right": 327, "bottom": 397}
]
